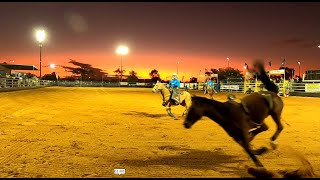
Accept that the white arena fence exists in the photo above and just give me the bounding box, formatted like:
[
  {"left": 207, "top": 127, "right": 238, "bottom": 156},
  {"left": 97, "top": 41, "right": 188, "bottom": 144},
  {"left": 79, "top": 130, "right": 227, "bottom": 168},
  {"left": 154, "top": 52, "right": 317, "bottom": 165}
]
[
  {"left": 0, "top": 78, "right": 52, "bottom": 89},
  {"left": 4, "top": 78, "right": 318, "bottom": 96}
]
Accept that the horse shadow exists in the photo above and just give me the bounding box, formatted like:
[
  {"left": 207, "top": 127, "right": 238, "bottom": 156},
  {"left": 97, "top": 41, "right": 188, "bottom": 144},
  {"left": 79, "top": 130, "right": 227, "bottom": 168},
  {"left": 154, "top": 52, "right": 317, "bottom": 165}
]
[
  {"left": 120, "top": 145, "right": 251, "bottom": 177},
  {"left": 122, "top": 111, "right": 168, "bottom": 118}
]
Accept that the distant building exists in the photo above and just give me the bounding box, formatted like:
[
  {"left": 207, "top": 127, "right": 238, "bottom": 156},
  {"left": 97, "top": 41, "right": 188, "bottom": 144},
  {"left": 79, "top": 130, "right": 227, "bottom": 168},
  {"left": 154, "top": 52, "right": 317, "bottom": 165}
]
[{"left": 0, "top": 63, "right": 38, "bottom": 77}]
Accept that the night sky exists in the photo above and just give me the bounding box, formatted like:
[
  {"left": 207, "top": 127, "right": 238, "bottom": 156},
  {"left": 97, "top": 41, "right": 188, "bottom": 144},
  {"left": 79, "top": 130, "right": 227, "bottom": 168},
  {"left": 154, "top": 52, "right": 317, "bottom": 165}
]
[{"left": 0, "top": 2, "right": 319, "bottom": 79}]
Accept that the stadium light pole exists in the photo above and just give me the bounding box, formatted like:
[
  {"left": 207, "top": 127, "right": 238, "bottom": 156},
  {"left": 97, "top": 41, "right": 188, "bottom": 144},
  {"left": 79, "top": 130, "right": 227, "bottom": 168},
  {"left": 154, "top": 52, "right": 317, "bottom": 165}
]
[
  {"left": 116, "top": 45, "right": 129, "bottom": 84},
  {"left": 227, "top": 57, "right": 230, "bottom": 69},
  {"left": 36, "top": 29, "right": 46, "bottom": 80},
  {"left": 298, "top": 61, "right": 301, "bottom": 77},
  {"left": 177, "top": 61, "right": 179, "bottom": 75}
]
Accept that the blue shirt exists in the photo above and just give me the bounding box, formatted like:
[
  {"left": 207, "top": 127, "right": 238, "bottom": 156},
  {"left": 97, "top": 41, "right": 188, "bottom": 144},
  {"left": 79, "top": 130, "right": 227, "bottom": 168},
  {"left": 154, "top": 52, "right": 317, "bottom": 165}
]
[
  {"left": 169, "top": 79, "right": 180, "bottom": 88},
  {"left": 206, "top": 81, "right": 214, "bottom": 86}
]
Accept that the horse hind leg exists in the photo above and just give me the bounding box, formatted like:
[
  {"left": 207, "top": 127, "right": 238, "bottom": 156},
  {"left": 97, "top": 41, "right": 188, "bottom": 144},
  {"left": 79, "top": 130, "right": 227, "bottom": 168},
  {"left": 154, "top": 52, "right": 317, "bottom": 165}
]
[
  {"left": 270, "top": 112, "right": 283, "bottom": 149},
  {"left": 248, "top": 123, "right": 269, "bottom": 142}
]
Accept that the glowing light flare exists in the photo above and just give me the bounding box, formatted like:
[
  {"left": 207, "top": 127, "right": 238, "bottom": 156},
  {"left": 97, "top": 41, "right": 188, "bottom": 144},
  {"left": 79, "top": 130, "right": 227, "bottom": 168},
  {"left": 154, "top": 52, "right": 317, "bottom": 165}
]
[
  {"left": 116, "top": 45, "right": 129, "bottom": 55},
  {"left": 36, "top": 30, "right": 46, "bottom": 43},
  {"left": 50, "top": 64, "right": 56, "bottom": 69}
]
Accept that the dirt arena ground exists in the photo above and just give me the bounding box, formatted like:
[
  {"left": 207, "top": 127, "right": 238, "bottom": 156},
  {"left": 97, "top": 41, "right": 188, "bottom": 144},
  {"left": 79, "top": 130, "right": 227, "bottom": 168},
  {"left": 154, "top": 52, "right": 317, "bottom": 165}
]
[{"left": 0, "top": 87, "right": 319, "bottom": 178}]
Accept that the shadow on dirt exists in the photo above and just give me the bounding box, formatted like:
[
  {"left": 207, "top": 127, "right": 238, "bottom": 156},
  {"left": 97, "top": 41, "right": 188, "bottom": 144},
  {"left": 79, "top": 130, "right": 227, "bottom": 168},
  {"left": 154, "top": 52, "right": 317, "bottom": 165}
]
[
  {"left": 119, "top": 145, "right": 249, "bottom": 177},
  {"left": 123, "top": 111, "right": 167, "bottom": 118}
]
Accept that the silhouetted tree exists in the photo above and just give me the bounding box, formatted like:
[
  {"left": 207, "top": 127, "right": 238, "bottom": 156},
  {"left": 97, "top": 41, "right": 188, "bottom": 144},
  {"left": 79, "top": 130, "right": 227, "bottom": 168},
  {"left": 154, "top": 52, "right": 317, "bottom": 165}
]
[
  {"left": 210, "top": 68, "right": 219, "bottom": 74},
  {"left": 26, "top": 73, "right": 37, "bottom": 78},
  {"left": 149, "top": 69, "right": 161, "bottom": 82},
  {"left": 62, "top": 59, "right": 108, "bottom": 81},
  {"left": 114, "top": 67, "right": 126, "bottom": 77},
  {"left": 189, "top": 77, "right": 198, "bottom": 83},
  {"left": 128, "top": 70, "right": 138, "bottom": 83},
  {"left": 42, "top": 72, "right": 58, "bottom": 81},
  {"left": 217, "top": 67, "right": 243, "bottom": 81}
]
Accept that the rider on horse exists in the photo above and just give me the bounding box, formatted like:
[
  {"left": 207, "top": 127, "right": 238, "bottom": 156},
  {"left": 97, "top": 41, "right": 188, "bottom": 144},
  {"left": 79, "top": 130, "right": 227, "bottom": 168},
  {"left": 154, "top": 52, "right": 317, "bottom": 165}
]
[
  {"left": 205, "top": 78, "right": 216, "bottom": 94},
  {"left": 168, "top": 73, "right": 180, "bottom": 105}
]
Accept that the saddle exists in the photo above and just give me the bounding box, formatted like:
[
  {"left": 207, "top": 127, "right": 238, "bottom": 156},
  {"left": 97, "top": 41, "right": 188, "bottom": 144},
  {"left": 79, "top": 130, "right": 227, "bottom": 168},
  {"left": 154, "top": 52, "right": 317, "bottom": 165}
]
[
  {"left": 228, "top": 93, "right": 274, "bottom": 127},
  {"left": 257, "top": 92, "right": 274, "bottom": 110}
]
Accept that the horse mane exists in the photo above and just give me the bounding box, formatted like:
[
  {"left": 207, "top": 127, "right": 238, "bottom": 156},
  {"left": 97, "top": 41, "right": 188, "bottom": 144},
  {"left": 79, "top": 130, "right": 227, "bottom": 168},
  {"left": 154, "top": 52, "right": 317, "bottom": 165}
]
[{"left": 191, "top": 96, "right": 229, "bottom": 120}]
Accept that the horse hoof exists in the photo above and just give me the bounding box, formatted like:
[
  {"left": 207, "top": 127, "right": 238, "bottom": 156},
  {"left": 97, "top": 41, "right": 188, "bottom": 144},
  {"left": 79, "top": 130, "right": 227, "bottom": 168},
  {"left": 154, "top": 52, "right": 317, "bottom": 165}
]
[
  {"left": 253, "top": 147, "right": 269, "bottom": 155},
  {"left": 270, "top": 141, "right": 278, "bottom": 150}
]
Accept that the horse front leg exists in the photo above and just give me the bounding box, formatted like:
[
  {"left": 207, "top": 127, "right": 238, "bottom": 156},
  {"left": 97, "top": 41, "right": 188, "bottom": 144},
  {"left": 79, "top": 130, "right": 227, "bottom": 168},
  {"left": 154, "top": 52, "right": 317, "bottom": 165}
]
[
  {"left": 166, "top": 103, "right": 178, "bottom": 120},
  {"left": 236, "top": 137, "right": 264, "bottom": 167},
  {"left": 209, "top": 91, "right": 213, "bottom": 99},
  {"left": 232, "top": 128, "right": 268, "bottom": 167},
  {"left": 166, "top": 106, "right": 173, "bottom": 117},
  {"left": 182, "top": 106, "right": 187, "bottom": 117}
]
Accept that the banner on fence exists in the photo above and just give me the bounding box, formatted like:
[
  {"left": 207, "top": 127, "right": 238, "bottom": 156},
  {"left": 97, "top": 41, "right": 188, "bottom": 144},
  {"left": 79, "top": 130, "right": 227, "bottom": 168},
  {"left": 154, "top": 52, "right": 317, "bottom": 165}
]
[
  {"left": 120, "top": 82, "right": 128, "bottom": 86},
  {"left": 305, "top": 83, "right": 320, "bottom": 92},
  {"left": 220, "top": 85, "right": 240, "bottom": 90}
]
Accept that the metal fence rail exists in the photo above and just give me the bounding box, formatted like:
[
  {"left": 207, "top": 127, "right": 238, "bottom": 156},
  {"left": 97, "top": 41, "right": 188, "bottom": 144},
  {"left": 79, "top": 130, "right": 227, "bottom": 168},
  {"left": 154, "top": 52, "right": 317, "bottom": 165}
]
[{"left": 0, "top": 78, "right": 52, "bottom": 89}]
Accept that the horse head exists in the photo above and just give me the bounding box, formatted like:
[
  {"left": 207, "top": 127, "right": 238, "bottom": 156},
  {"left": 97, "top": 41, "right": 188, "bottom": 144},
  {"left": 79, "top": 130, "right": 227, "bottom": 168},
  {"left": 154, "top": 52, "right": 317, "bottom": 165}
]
[
  {"left": 152, "top": 80, "right": 161, "bottom": 93},
  {"left": 183, "top": 96, "right": 203, "bottom": 129}
]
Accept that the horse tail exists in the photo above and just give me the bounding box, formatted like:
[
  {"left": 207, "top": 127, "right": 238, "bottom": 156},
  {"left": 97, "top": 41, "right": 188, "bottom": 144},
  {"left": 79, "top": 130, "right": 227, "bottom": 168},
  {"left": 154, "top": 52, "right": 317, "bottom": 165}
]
[{"left": 254, "top": 60, "right": 279, "bottom": 94}]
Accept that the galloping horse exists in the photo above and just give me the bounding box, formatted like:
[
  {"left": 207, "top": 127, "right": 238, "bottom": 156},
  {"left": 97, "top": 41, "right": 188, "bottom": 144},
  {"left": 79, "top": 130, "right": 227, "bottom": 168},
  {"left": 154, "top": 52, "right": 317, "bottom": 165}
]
[
  {"left": 184, "top": 60, "right": 284, "bottom": 167},
  {"left": 152, "top": 81, "right": 192, "bottom": 120}
]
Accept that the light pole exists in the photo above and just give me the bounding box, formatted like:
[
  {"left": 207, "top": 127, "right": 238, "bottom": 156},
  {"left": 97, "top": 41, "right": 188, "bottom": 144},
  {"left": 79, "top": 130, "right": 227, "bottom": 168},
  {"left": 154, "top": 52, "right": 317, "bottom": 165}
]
[
  {"left": 177, "top": 61, "right": 180, "bottom": 75},
  {"left": 36, "top": 30, "right": 46, "bottom": 80},
  {"left": 227, "top": 57, "right": 230, "bottom": 69},
  {"left": 116, "top": 45, "right": 129, "bottom": 84},
  {"left": 298, "top": 61, "right": 301, "bottom": 77}
]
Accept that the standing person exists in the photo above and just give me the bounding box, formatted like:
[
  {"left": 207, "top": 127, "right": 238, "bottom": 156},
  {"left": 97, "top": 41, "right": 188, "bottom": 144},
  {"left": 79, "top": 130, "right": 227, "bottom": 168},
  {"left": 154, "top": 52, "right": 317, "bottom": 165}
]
[
  {"left": 206, "top": 79, "right": 213, "bottom": 94},
  {"left": 168, "top": 73, "right": 181, "bottom": 105},
  {"left": 204, "top": 78, "right": 209, "bottom": 94}
]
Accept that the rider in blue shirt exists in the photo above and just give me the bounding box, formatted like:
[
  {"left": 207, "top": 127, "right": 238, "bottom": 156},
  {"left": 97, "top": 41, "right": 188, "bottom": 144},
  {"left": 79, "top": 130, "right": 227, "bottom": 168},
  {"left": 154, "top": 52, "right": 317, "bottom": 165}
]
[
  {"left": 168, "top": 73, "right": 180, "bottom": 104},
  {"left": 206, "top": 78, "right": 217, "bottom": 93},
  {"left": 168, "top": 74, "right": 180, "bottom": 88}
]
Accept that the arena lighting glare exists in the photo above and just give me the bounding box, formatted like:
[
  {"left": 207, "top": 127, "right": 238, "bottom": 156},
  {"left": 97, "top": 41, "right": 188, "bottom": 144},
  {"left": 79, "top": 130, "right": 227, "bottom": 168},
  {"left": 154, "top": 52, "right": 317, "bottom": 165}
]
[
  {"left": 50, "top": 63, "right": 56, "bottom": 69},
  {"left": 36, "top": 30, "right": 46, "bottom": 43},
  {"left": 116, "top": 45, "right": 129, "bottom": 55},
  {"left": 318, "top": 45, "right": 320, "bottom": 48}
]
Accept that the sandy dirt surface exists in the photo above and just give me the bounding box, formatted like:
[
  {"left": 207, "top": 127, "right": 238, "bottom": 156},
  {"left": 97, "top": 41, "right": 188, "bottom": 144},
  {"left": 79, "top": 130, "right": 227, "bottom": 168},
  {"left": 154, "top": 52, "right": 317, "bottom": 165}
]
[{"left": 0, "top": 87, "right": 319, "bottom": 178}]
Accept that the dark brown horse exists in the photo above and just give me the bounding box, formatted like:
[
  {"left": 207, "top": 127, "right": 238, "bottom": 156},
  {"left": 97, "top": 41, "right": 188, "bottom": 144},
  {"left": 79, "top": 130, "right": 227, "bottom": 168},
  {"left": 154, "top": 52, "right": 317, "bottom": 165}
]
[{"left": 183, "top": 60, "right": 284, "bottom": 167}]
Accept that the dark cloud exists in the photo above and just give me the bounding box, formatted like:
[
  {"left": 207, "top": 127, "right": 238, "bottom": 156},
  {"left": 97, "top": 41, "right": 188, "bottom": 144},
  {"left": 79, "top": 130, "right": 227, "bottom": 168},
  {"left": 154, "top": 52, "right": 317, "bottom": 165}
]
[
  {"left": 283, "top": 38, "right": 304, "bottom": 45},
  {"left": 274, "top": 38, "right": 319, "bottom": 49}
]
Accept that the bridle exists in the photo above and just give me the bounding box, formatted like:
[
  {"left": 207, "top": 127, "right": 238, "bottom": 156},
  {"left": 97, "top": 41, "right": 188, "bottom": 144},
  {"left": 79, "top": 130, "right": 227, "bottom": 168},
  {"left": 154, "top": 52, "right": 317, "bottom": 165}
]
[{"left": 154, "top": 83, "right": 171, "bottom": 105}]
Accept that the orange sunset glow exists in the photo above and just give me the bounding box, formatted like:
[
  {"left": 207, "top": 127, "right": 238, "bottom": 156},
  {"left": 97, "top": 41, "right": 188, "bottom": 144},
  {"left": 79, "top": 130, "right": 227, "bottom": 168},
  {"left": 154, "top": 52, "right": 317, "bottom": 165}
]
[{"left": 1, "top": 3, "right": 319, "bottom": 80}]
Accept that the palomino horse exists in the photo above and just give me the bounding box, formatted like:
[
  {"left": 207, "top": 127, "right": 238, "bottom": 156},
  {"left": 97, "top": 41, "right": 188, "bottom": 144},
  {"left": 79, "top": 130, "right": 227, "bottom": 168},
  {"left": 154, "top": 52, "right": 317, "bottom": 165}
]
[
  {"left": 205, "top": 84, "right": 216, "bottom": 99},
  {"left": 152, "top": 81, "right": 192, "bottom": 120}
]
